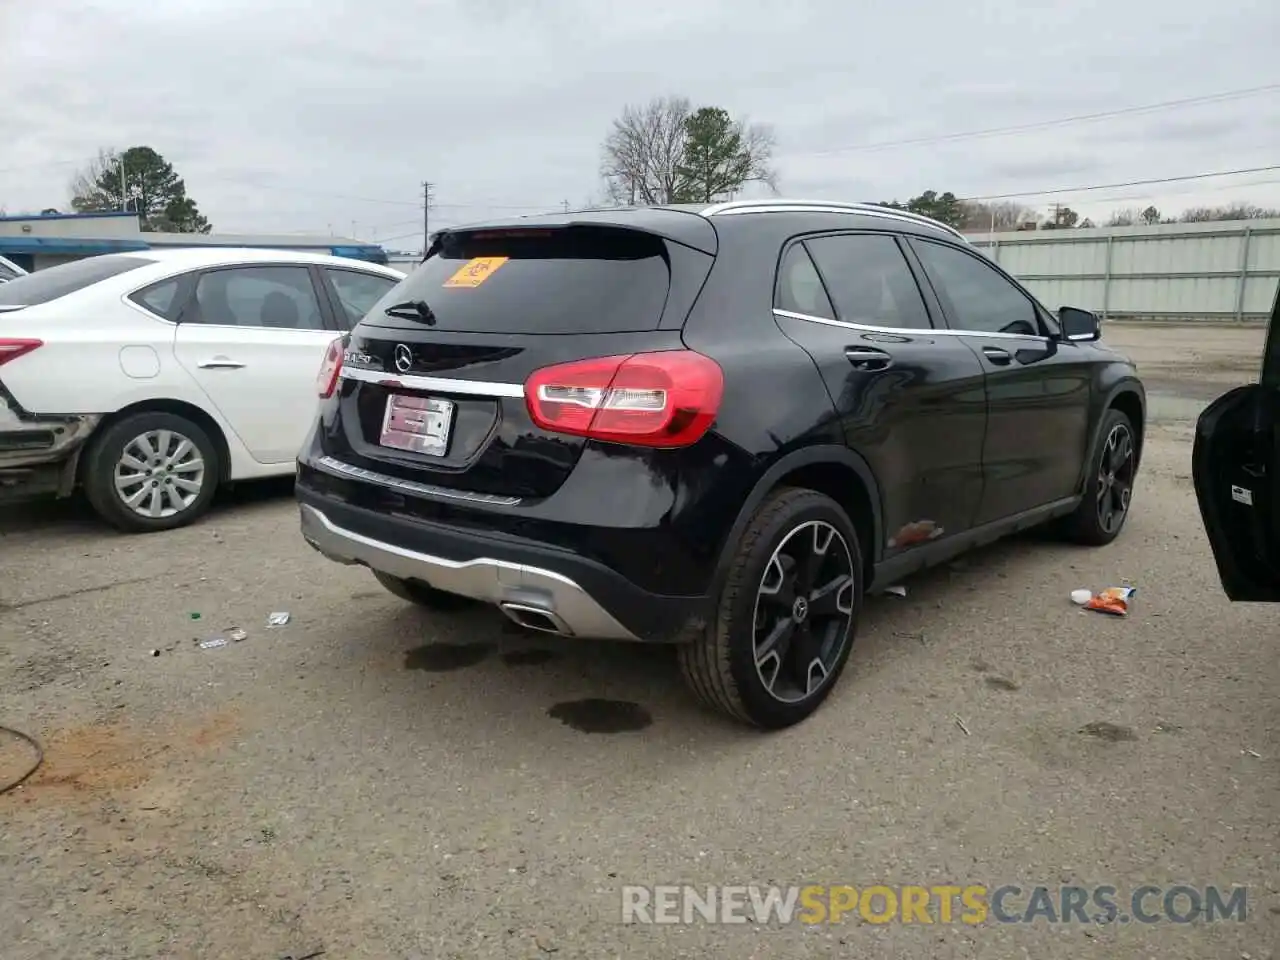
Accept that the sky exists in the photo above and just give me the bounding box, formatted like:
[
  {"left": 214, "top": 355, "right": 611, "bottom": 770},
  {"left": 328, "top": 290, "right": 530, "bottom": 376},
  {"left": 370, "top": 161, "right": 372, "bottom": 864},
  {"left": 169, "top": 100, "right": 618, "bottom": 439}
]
[{"left": 1, "top": 0, "right": 1277, "bottom": 250}]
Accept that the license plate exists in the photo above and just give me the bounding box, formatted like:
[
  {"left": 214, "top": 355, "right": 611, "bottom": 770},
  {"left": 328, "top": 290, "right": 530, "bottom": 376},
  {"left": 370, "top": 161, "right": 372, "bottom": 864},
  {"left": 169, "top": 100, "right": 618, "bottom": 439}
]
[{"left": 379, "top": 394, "right": 454, "bottom": 456}]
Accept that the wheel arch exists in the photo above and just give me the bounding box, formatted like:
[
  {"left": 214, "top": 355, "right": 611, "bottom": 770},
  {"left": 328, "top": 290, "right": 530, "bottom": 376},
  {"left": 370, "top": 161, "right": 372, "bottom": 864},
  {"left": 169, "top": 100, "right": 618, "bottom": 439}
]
[
  {"left": 85, "top": 399, "right": 233, "bottom": 483},
  {"left": 1108, "top": 385, "right": 1145, "bottom": 464},
  {"left": 1078, "top": 379, "right": 1146, "bottom": 494},
  {"left": 713, "top": 445, "right": 884, "bottom": 593}
]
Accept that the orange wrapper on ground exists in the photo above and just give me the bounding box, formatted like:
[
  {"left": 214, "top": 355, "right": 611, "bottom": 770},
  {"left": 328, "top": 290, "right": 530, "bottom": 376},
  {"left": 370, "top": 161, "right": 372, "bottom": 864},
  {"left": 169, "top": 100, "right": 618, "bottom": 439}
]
[{"left": 1084, "top": 586, "right": 1136, "bottom": 616}]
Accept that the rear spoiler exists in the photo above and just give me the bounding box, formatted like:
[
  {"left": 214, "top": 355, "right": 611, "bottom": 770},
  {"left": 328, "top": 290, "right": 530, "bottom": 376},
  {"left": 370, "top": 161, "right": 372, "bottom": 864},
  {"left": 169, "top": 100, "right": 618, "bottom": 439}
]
[{"left": 429, "top": 208, "right": 719, "bottom": 258}]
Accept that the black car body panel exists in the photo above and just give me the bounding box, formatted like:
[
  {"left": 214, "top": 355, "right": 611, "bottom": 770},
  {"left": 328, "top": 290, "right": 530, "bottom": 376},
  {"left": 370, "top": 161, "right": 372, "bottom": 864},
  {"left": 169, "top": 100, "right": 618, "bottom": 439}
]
[
  {"left": 296, "top": 199, "right": 1145, "bottom": 644},
  {"left": 1192, "top": 280, "right": 1280, "bottom": 601}
]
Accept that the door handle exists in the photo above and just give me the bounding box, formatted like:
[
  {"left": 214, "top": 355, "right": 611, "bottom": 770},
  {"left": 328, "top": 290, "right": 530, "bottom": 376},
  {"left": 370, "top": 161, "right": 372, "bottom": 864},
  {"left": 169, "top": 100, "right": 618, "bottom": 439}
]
[
  {"left": 197, "top": 357, "right": 246, "bottom": 369},
  {"left": 981, "top": 346, "right": 1012, "bottom": 365},
  {"left": 845, "top": 346, "right": 893, "bottom": 371}
]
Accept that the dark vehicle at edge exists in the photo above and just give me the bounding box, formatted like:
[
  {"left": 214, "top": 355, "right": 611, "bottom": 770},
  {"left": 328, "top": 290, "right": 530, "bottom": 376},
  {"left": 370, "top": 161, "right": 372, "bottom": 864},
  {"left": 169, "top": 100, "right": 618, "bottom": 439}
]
[
  {"left": 1193, "top": 280, "right": 1280, "bottom": 601},
  {"left": 295, "top": 198, "right": 1146, "bottom": 729}
]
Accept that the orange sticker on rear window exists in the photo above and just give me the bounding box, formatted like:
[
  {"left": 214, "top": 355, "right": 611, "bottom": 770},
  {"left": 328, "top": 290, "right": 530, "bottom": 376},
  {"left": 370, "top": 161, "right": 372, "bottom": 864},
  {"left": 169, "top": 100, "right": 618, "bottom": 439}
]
[{"left": 443, "top": 256, "right": 509, "bottom": 288}]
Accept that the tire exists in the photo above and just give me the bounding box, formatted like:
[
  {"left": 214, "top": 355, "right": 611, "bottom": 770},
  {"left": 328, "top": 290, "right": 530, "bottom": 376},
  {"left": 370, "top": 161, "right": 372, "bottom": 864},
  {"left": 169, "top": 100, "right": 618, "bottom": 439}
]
[
  {"left": 372, "top": 571, "right": 477, "bottom": 611},
  {"left": 678, "top": 487, "right": 864, "bottom": 729},
  {"left": 82, "top": 411, "right": 220, "bottom": 533},
  {"left": 1059, "top": 407, "right": 1138, "bottom": 546}
]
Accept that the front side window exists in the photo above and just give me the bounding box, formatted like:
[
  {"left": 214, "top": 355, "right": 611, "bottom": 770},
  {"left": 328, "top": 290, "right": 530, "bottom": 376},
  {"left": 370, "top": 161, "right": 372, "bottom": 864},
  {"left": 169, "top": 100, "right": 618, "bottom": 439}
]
[
  {"left": 186, "top": 266, "right": 326, "bottom": 330},
  {"left": 804, "top": 234, "right": 933, "bottom": 330},
  {"left": 912, "top": 239, "right": 1041, "bottom": 336}
]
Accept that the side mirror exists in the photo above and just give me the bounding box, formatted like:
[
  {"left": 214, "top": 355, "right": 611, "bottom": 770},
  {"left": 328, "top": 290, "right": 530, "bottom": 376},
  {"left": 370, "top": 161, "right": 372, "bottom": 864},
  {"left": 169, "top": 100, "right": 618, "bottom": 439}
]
[{"left": 1058, "top": 306, "right": 1101, "bottom": 342}]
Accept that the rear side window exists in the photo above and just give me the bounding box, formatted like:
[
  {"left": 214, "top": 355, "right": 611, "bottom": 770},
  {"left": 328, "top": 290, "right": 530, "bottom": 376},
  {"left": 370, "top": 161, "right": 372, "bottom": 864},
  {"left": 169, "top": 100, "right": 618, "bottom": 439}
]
[
  {"left": 804, "top": 234, "right": 933, "bottom": 330},
  {"left": 0, "top": 255, "right": 155, "bottom": 307},
  {"left": 370, "top": 227, "right": 671, "bottom": 334},
  {"left": 130, "top": 277, "right": 184, "bottom": 320},
  {"left": 776, "top": 244, "right": 836, "bottom": 319}
]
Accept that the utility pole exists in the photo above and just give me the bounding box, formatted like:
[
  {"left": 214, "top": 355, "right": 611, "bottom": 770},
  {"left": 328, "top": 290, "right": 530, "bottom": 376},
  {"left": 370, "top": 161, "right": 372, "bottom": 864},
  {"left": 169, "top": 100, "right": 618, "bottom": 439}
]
[
  {"left": 422, "top": 181, "right": 433, "bottom": 253},
  {"left": 562, "top": 199, "right": 570, "bottom": 213},
  {"left": 119, "top": 156, "right": 127, "bottom": 212}
]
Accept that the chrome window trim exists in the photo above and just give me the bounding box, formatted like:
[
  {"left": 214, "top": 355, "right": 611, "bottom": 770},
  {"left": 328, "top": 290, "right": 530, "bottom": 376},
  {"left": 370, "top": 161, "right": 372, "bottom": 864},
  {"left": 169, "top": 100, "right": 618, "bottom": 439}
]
[
  {"left": 314, "top": 455, "right": 523, "bottom": 506},
  {"left": 339, "top": 364, "right": 526, "bottom": 397},
  {"left": 772, "top": 308, "right": 1051, "bottom": 343}
]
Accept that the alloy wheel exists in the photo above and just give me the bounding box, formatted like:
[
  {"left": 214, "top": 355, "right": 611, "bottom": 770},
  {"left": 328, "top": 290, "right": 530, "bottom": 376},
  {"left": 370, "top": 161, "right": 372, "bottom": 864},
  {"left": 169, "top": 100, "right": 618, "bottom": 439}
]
[
  {"left": 1096, "top": 423, "right": 1135, "bottom": 534},
  {"left": 113, "top": 429, "right": 206, "bottom": 519},
  {"left": 752, "top": 520, "right": 857, "bottom": 704}
]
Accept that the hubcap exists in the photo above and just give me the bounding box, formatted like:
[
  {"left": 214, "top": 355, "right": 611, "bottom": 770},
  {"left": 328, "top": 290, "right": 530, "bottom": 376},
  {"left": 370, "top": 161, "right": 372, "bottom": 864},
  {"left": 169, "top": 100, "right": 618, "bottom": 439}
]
[
  {"left": 113, "top": 429, "right": 205, "bottom": 519},
  {"left": 752, "top": 520, "right": 857, "bottom": 704},
  {"left": 1096, "top": 423, "right": 1135, "bottom": 534}
]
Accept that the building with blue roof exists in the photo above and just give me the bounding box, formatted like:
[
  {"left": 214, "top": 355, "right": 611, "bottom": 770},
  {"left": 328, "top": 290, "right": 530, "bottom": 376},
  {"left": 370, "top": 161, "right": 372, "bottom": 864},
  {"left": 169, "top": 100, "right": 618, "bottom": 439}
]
[{"left": 0, "top": 211, "right": 389, "bottom": 272}]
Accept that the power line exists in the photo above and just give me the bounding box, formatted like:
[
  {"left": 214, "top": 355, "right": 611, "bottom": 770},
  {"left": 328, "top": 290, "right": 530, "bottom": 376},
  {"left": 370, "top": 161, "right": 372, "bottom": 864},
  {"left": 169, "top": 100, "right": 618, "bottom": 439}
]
[
  {"left": 1083, "top": 176, "right": 1280, "bottom": 208},
  {"left": 961, "top": 163, "right": 1280, "bottom": 202},
  {"left": 784, "top": 82, "right": 1280, "bottom": 159}
]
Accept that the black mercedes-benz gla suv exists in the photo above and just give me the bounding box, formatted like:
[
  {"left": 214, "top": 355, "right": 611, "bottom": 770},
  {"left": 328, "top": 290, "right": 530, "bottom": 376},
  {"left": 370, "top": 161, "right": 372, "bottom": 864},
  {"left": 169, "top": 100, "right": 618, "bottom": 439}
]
[{"left": 296, "top": 198, "right": 1145, "bottom": 729}]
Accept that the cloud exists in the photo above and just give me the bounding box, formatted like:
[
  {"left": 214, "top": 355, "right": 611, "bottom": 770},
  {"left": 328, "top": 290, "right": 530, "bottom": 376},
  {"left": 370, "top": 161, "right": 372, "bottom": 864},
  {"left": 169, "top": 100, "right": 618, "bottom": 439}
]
[{"left": 2, "top": 0, "right": 1277, "bottom": 241}]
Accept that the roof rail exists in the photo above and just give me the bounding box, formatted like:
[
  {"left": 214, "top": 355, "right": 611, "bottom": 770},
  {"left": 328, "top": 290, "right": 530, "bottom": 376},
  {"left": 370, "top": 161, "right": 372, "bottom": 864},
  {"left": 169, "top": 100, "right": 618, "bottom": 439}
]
[{"left": 701, "top": 198, "right": 967, "bottom": 241}]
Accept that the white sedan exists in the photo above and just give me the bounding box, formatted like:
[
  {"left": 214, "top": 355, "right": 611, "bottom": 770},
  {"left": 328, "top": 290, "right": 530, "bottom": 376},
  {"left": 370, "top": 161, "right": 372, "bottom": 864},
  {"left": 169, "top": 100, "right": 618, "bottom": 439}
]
[{"left": 0, "top": 248, "right": 405, "bottom": 532}]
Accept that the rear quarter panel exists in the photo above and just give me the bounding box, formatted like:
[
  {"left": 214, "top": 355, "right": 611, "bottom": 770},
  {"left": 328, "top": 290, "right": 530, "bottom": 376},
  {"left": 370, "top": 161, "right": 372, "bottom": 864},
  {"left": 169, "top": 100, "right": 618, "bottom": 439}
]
[
  {"left": 0, "top": 300, "right": 194, "bottom": 414},
  {"left": 676, "top": 219, "right": 847, "bottom": 571}
]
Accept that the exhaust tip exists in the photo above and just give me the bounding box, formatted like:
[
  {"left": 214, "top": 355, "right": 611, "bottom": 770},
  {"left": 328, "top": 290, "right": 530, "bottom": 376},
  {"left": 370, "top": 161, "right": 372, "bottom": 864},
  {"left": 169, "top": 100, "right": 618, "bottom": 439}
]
[{"left": 500, "top": 602, "right": 572, "bottom": 636}]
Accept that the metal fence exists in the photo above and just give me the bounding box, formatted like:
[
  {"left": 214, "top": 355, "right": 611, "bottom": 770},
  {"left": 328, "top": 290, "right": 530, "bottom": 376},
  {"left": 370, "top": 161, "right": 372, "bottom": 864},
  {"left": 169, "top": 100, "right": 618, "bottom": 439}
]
[{"left": 966, "top": 218, "right": 1280, "bottom": 322}]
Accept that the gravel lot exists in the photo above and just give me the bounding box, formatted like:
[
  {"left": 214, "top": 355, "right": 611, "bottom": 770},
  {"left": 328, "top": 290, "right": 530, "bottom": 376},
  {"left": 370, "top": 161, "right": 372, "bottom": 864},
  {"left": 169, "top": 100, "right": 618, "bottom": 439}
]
[{"left": 2, "top": 323, "right": 1277, "bottom": 959}]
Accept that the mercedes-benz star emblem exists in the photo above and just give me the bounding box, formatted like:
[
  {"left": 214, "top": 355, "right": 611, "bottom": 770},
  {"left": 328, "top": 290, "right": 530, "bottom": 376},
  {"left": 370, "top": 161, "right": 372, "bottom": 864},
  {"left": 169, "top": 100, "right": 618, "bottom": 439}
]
[{"left": 393, "top": 344, "right": 412, "bottom": 374}]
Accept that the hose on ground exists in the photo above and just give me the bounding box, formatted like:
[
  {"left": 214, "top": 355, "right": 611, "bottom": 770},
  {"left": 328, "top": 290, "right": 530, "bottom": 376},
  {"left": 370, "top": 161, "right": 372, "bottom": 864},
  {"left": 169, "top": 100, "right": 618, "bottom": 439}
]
[{"left": 0, "top": 724, "right": 43, "bottom": 796}]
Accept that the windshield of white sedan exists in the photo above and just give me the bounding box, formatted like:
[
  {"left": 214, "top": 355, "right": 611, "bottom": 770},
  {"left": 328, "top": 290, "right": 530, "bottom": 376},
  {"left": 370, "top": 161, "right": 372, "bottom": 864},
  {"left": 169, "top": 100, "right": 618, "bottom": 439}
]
[{"left": 0, "top": 255, "right": 156, "bottom": 307}]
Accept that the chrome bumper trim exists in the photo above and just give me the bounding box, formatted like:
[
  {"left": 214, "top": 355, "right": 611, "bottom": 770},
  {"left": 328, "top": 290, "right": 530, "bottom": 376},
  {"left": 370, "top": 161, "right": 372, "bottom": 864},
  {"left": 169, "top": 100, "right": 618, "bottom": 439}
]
[
  {"left": 313, "top": 455, "right": 522, "bottom": 506},
  {"left": 299, "top": 503, "right": 638, "bottom": 641},
  {"left": 339, "top": 365, "right": 525, "bottom": 398}
]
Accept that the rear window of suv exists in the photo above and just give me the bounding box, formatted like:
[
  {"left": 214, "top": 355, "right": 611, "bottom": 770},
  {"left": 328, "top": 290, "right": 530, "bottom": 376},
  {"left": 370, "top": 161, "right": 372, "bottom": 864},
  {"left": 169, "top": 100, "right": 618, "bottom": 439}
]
[
  {"left": 0, "top": 254, "right": 156, "bottom": 307},
  {"left": 365, "top": 226, "right": 671, "bottom": 335}
]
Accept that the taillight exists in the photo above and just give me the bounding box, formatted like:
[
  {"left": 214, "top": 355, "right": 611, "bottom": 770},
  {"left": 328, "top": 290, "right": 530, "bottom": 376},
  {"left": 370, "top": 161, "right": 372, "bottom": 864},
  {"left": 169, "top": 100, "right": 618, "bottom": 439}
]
[
  {"left": 525, "top": 350, "right": 723, "bottom": 448},
  {"left": 316, "top": 338, "right": 343, "bottom": 399},
  {"left": 0, "top": 339, "right": 42, "bottom": 366}
]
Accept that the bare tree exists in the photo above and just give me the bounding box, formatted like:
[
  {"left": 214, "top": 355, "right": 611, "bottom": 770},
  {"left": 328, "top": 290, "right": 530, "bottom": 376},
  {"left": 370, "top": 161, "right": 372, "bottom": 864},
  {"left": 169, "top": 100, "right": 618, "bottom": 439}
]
[
  {"left": 70, "top": 148, "right": 123, "bottom": 211},
  {"left": 958, "top": 200, "right": 1034, "bottom": 231},
  {"left": 600, "top": 96, "right": 693, "bottom": 206},
  {"left": 1180, "top": 202, "right": 1280, "bottom": 222},
  {"left": 1107, "top": 208, "right": 1140, "bottom": 227},
  {"left": 600, "top": 97, "right": 777, "bottom": 205}
]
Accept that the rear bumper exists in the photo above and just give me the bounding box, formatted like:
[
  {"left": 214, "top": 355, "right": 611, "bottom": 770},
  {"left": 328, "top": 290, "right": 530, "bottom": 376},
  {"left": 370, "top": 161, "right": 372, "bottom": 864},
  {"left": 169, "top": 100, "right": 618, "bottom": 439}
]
[
  {"left": 0, "top": 386, "right": 101, "bottom": 499},
  {"left": 297, "top": 485, "right": 709, "bottom": 642}
]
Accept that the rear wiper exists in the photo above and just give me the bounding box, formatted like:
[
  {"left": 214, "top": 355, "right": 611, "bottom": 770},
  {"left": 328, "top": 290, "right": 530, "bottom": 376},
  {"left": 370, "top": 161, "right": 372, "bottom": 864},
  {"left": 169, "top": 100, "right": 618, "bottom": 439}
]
[{"left": 384, "top": 299, "right": 437, "bottom": 325}]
